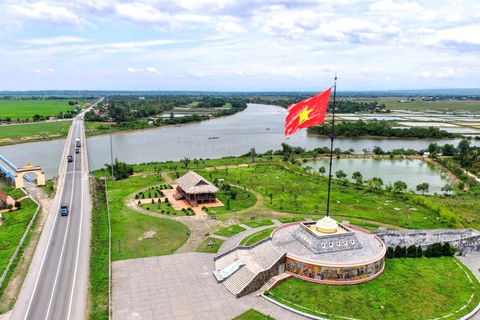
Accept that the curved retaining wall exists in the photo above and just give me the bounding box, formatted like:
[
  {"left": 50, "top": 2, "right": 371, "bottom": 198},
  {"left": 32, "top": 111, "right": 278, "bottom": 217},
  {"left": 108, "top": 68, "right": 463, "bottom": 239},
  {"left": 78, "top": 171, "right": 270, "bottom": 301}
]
[{"left": 274, "top": 222, "right": 387, "bottom": 285}]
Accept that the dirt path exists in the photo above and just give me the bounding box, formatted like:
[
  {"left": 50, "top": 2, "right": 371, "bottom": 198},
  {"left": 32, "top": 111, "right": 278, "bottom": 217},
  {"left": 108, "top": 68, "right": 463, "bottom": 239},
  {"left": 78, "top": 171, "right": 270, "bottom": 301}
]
[{"left": 0, "top": 183, "right": 52, "bottom": 313}]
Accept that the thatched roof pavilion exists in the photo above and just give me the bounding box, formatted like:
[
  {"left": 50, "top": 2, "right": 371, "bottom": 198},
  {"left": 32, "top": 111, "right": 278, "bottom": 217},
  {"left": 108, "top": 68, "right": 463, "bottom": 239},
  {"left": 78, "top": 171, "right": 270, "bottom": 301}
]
[{"left": 174, "top": 171, "right": 219, "bottom": 207}]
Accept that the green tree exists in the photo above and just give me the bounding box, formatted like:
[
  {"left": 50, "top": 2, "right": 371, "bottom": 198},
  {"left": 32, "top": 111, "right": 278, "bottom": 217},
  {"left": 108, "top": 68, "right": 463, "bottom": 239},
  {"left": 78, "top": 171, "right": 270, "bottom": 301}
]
[
  {"left": 441, "top": 183, "right": 454, "bottom": 196},
  {"left": 457, "top": 140, "right": 470, "bottom": 163},
  {"left": 335, "top": 170, "right": 347, "bottom": 180},
  {"left": 393, "top": 180, "right": 407, "bottom": 194},
  {"left": 442, "top": 144, "right": 456, "bottom": 156},
  {"left": 394, "top": 245, "right": 406, "bottom": 258},
  {"left": 318, "top": 166, "right": 326, "bottom": 176},
  {"left": 407, "top": 245, "right": 417, "bottom": 258},
  {"left": 181, "top": 157, "right": 191, "bottom": 169},
  {"left": 416, "top": 245, "right": 423, "bottom": 258},
  {"left": 416, "top": 182, "right": 429, "bottom": 195},
  {"left": 105, "top": 158, "right": 134, "bottom": 180},
  {"left": 373, "top": 146, "right": 383, "bottom": 155},
  {"left": 352, "top": 171, "right": 363, "bottom": 188},
  {"left": 386, "top": 247, "right": 394, "bottom": 259}
]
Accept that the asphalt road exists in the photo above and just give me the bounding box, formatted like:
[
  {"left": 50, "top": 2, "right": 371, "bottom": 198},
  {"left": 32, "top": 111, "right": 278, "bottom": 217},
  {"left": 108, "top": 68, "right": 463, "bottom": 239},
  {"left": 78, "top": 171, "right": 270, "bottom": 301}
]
[{"left": 11, "top": 106, "right": 95, "bottom": 320}]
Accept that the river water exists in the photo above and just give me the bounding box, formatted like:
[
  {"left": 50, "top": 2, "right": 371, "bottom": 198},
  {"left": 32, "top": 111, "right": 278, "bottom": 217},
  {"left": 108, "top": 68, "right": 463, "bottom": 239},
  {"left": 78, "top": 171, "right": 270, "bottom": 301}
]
[{"left": 0, "top": 104, "right": 475, "bottom": 180}]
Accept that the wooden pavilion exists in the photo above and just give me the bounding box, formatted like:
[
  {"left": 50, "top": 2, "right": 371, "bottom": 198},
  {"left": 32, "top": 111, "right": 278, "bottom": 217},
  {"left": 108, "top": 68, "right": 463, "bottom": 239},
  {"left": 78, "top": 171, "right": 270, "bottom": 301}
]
[{"left": 174, "top": 171, "right": 219, "bottom": 207}]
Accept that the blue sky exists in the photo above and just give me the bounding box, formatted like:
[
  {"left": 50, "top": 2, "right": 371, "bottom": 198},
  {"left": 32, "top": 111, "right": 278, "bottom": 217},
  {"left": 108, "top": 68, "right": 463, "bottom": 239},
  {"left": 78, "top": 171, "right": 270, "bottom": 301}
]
[{"left": 0, "top": 0, "right": 479, "bottom": 91}]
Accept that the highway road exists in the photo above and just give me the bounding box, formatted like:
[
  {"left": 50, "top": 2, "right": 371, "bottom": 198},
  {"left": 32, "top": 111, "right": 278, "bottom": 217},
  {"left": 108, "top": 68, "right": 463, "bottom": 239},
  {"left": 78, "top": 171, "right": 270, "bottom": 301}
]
[{"left": 11, "top": 101, "right": 100, "bottom": 320}]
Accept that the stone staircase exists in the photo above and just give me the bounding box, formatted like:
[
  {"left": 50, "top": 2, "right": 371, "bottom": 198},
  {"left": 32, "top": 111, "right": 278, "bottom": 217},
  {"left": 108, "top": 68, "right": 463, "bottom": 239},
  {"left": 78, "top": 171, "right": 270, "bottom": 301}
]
[
  {"left": 222, "top": 266, "right": 256, "bottom": 296},
  {"left": 214, "top": 240, "right": 285, "bottom": 297},
  {"left": 250, "top": 241, "right": 283, "bottom": 269},
  {"left": 257, "top": 273, "right": 292, "bottom": 296}
]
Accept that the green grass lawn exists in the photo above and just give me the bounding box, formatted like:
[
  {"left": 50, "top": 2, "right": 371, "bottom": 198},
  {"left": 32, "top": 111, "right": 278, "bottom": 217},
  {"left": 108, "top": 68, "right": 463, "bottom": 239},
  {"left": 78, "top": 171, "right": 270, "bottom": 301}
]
[
  {"left": 0, "top": 99, "right": 79, "bottom": 119},
  {"left": 196, "top": 237, "right": 224, "bottom": 253},
  {"left": 267, "top": 257, "right": 480, "bottom": 320},
  {"left": 0, "top": 199, "right": 36, "bottom": 277},
  {"left": 208, "top": 163, "right": 464, "bottom": 230},
  {"left": 103, "top": 175, "right": 190, "bottom": 261},
  {"left": 239, "top": 227, "right": 277, "bottom": 246},
  {"left": 207, "top": 186, "right": 257, "bottom": 215},
  {"left": 232, "top": 309, "right": 276, "bottom": 320},
  {"left": 277, "top": 217, "right": 306, "bottom": 223},
  {"left": 0, "top": 121, "right": 71, "bottom": 141},
  {"left": 214, "top": 224, "right": 246, "bottom": 237},
  {"left": 2, "top": 187, "right": 25, "bottom": 200},
  {"left": 242, "top": 218, "right": 274, "bottom": 228}
]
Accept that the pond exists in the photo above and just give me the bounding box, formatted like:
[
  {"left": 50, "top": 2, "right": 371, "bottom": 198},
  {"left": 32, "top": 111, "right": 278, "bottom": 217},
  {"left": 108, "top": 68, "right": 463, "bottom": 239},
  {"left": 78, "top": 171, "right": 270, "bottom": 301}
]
[{"left": 303, "top": 157, "right": 453, "bottom": 194}]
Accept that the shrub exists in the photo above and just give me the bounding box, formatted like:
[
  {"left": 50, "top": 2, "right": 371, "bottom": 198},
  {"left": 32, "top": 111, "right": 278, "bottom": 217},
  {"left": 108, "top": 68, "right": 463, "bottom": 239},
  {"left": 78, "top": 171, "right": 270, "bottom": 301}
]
[
  {"left": 386, "top": 247, "right": 394, "bottom": 259},
  {"left": 407, "top": 245, "right": 417, "bottom": 258},
  {"left": 394, "top": 245, "right": 407, "bottom": 258},
  {"left": 416, "top": 245, "right": 423, "bottom": 258}
]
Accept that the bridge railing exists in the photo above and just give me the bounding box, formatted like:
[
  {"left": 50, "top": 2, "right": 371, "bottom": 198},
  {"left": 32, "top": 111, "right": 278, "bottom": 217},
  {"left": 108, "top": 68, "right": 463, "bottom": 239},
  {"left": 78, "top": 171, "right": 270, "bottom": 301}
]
[
  {"left": 0, "top": 155, "right": 18, "bottom": 171},
  {"left": 0, "top": 163, "right": 16, "bottom": 180}
]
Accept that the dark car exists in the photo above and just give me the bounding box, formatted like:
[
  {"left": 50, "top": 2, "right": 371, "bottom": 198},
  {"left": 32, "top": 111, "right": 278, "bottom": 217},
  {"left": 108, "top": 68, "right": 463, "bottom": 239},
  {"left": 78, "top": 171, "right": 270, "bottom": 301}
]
[
  {"left": 67, "top": 155, "right": 73, "bottom": 162},
  {"left": 60, "top": 205, "right": 69, "bottom": 216},
  {"left": 75, "top": 148, "right": 80, "bottom": 154}
]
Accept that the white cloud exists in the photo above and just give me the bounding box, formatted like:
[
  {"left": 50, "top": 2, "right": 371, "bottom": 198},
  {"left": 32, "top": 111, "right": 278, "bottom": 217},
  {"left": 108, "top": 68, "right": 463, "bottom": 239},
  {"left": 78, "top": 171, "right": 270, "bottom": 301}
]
[
  {"left": 34, "top": 68, "right": 55, "bottom": 74},
  {"left": 424, "top": 25, "right": 480, "bottom": 51},
  {"left": 369, "top": 0, "right": 423, "bottom": 14},
  {"left": 146, "top": 67, "right": 161, "bottom": 74},
  {"left": 127, "top": 67, "right": 142, "bottom": 73},
  {"left": 315, "top": 18, "right": 402, "bottom": 44},
  {"left": 21, "top": 36, "right": 88, "bottom": 45},
  {"left": 115, "top": 3, "right": 176, "bottom": 27},
  {"left": 421, "top": 68, "right": 455, "bottom": 78},
  {"left": 2, "top": 1, "right": 88, "bottom": 30},
  {"left": 216, "top": 21, "right": 243, "bottom": 34}
]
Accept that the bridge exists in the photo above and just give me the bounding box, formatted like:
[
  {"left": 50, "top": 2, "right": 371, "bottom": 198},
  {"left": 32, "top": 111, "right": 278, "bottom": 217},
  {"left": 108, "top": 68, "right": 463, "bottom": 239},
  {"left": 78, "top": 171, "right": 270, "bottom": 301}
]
[{"left": 0, "top": 155, "right": 45, "bottom": 188}]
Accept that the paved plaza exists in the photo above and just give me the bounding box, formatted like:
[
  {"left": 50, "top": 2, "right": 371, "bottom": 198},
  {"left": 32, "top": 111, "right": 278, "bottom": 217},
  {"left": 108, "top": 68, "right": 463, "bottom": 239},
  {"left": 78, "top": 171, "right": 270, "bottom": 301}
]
[{"left": 112, "top": 252, "right": 308, "bottom": 320}]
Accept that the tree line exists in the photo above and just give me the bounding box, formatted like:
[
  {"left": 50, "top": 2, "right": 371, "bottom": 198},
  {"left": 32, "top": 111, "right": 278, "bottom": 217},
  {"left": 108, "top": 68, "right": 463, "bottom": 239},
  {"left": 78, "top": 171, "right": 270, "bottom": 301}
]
[
  {"left": 385, "top": 242, "right": 456, "bottom": 259},
  {"left": 84, "top": 95, "right": 247, "bottom": 124},
  {"left": 307, "top": 119, "right": 460, "bottom": 139}
]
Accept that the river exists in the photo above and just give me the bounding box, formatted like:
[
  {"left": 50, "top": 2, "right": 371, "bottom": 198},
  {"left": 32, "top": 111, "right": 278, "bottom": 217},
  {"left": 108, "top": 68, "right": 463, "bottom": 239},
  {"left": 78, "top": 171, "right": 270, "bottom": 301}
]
[{"left": 0, "top": 103, "right": 476, "bottom": 180}]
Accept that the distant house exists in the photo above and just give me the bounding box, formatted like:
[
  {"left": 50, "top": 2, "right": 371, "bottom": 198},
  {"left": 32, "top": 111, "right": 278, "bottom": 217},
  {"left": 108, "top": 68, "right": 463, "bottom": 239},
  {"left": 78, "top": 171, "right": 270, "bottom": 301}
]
[
  {"left": 0, "top": 188, "right": 8, "bottom": 209},
  {"left": 174, "top": 171, "right": 219, "bottom": 207}
]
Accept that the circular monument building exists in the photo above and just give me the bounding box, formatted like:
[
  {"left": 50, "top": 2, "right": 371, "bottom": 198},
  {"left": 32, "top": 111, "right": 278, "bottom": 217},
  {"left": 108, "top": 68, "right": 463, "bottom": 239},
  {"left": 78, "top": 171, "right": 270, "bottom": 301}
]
[{"left": 271, "top": 216, "right": 386, "bottom": 284}]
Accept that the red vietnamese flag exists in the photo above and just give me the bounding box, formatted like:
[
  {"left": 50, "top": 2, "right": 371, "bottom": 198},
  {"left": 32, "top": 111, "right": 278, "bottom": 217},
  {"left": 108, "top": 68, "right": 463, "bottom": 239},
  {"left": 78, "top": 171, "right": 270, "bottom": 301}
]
[{"left": 285, "top": 88, "right": 332, "bottom": 136}]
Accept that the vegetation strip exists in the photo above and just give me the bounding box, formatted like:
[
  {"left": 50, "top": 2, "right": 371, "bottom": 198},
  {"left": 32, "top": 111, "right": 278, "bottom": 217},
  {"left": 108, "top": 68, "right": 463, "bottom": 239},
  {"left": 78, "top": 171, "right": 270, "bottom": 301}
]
[
  {"left": 88, "top": 178, "right": 109, "bottom": 320},
  {"left": 0, "top": 190, "right": 39, "bottom": 290},
  {"left": 239, "top": 227, "right": 277, "bottom": 246}
]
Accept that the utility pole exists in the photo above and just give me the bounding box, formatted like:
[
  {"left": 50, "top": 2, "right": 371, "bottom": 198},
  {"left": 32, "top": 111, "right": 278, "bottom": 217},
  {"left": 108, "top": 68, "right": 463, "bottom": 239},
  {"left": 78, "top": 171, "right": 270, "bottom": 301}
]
[{"left": 109, "top": 123, "right": 114, "bottom": 181}]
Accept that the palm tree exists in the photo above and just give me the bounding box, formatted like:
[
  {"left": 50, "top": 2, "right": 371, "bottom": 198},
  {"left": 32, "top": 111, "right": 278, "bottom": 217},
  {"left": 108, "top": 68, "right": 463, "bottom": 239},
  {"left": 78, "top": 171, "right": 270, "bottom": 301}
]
[
  {"left": 193, "top": 158, "right": 200, "bottom": 170},
  {"left": 181, "top": 157, "right": 191, "bottom": 169}
]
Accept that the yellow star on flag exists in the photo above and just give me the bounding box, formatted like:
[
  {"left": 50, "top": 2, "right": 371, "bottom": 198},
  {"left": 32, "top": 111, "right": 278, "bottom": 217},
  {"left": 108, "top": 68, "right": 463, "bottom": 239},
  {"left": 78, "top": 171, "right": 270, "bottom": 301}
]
[{"left": 298, "top": 106, "right": 313, "bottom": 124}]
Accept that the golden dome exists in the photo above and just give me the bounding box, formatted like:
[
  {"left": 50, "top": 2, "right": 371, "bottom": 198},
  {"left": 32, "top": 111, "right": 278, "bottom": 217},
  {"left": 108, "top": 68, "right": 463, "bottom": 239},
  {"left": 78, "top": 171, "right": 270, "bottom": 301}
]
[{"left": 315, "top": 216, "right": 338, "bottom": 233}]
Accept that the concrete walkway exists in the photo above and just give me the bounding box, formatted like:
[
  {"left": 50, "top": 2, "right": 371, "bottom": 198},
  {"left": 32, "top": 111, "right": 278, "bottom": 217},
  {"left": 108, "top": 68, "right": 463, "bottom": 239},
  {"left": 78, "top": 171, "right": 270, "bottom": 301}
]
[
  {"left": 215, "top": 219, "right": 282, "bottom": 254},
  {"left": 112, "top": 252, "right": 308, "bottom": 320}
]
